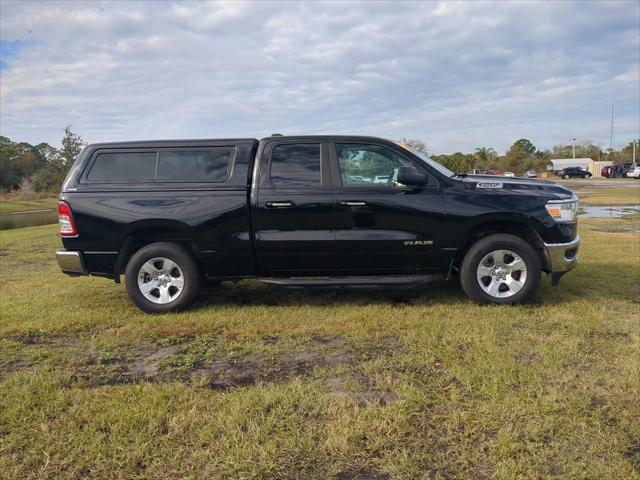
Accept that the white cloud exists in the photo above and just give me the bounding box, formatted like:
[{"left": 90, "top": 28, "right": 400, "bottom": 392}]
[{"left": 0, "top": 0, "right": 638, "bottom": 154}]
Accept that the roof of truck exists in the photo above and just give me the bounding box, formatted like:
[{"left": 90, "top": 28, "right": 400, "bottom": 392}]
[
  {"left": 84, "top": 138, "right": 258, "bottom": 149},
  {"left": 259, "top": 135, "right": 389, "bottom": 142},
  {"left": 84, "top": 135, "right": 396, "bottom": 150}
]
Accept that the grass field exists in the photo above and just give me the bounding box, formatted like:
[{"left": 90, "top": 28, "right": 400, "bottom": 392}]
[
  {"left": 1, "top": 189, "right": 639, "bottom": 479},
  {"left": 0, "top": 196, "right": 57, "bottom": 214}
]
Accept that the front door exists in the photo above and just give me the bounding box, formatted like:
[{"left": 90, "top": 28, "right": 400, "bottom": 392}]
[
  {"left": 330, "top": 142, "right": 449, "bottom": 273},
  {"left": 252, "top": 141, "right": 337, "bottom": 273}
]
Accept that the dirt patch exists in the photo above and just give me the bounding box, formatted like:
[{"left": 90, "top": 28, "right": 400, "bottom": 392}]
[
  {"left": 197, "top": 337, "right": 400, "bottom": 395},
  {"left": 625, "top": 440, "right": 640, "bottom": 471},
  {"left": 130, "top": 346, "right": 180, "bottom": 378},
  {"left": 1, "top": 334, "right": 404, "bottom": 395},
  {"left": 335, "top": 470, "right": 390, "bottom": 480}
]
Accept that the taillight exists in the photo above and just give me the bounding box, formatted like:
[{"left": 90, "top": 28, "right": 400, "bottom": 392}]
[{"left": 58, "top": 201, "right": 77, "bottom": 237}]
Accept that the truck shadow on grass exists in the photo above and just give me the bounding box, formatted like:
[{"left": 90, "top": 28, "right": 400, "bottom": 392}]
[
  {"left": 194, "top": 279, "right": 468, "bottom": 309},
  {"left": 190, "top": 275, "right": 602, "bottom": 310}
]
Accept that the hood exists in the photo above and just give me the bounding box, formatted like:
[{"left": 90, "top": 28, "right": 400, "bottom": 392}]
[{"left": 455, "top": 174, "right": 574, "bottom": 199}]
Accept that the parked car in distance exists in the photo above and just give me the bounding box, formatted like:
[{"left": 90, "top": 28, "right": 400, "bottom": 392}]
[
  {"left": 601, "top": 165, "right": 613, "bottom": 178},
  {"left": 504, "top": 172, "right": 515, "bottom": 177},
  {"left": 626, "top": 165, "right": 640, "bottom": 178},
  {"left": 559, "top": 167, "right": 592, "bottom": 179},
  {"left": 525, "top": 170, "right": 538, "bottom": 178},
  {"left": 374, "top": 175, "right": 391, "bottom": 184},
  {"left": 347, "top": 175, "right": 371, "bottom": 184},
  {"left": 611, "top": 163, "right": 633, "bottom": 178},
  {"left": 56, "top": 135, "right": 580, "bottom": 313}
]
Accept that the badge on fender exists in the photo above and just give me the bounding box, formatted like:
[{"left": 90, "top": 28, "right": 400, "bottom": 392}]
[{"left": 476, "top": 182, "right": 503, "bottom": 189}]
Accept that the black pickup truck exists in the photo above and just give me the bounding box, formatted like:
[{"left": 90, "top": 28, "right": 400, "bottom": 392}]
[{"left": 56, "top": 135, "right": 580, "bottom": 313}]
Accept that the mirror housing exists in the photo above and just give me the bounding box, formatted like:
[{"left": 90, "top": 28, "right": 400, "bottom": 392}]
[{"left": 397, "top": 166, "right": 428, "bottom": 186}]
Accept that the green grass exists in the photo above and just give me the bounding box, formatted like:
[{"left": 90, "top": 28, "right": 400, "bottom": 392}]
[
  {"left": 1, "top": 219, "right": 639, "bottom": 479},
  {"left": 0, "top": 196, "right": 57, "bottom": 214},
  {"left": 555, "top": 179, "right": 640, "bottom": 206},
  {"left": 575, "top": 186, "right": 640, "bottom": 206}
]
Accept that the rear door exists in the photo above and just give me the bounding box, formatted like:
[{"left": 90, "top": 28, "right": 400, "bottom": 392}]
[
  {"left": 252, "top": 140, "right": 337, "bottom": 273},
  {"left": 329, "top": 142, "right": 449, "bottom": 273}
]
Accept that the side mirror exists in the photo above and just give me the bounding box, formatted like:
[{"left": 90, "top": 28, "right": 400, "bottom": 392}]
[{"left": 397, "top": 166, "right": 428, "bottom": 186}]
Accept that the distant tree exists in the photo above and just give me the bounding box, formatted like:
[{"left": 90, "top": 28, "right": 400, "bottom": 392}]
[
  {"left": 474, "top": 147, "right": 497, "bottom": 168},
  {"left": 513, "top": 139, "right": 536, "bottom": 155},
  {"left": 622, "top": 139, "right": 639, "bottom": 163},
  {"left": 32, "top": 126, "right": 85, "bottom": 192},
  {"left": 503, "top": 139, "right": 536, "bottom": 174},
  {"left": 33, "top": 158, "right": 68, "bottom": 192},
  {"left": 60, "top": 125, "right": 85, "bottom": 168},
  {"left": 34, "top": 142, "right": 60, "bottom": 162},
  {"left": 0, "top": 137, "right": 46, "bottom": 190},
  {"left": 397, "top": 138, "right": 428, "bottom": 155},
  {"left": 0, "top": 140, "right": 22, "bottom": 190},
  {"left": 432, "top": 152, "right": 475, "bottom": 173}
]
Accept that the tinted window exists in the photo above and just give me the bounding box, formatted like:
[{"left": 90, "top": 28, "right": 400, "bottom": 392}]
[
  {"left": 270, "top": 144, "right": 321, "bottom": 188},
  {"left": 336, "top": 144, "right": 411, "bottom": 186},
  {"left": 157, "top": 149, "right": 232, "bottom": 181},
  {"left": 87, "top": 152, "right": 157, "bottom": 181}
]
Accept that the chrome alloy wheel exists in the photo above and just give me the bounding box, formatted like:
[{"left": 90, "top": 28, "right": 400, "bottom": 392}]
[
  {"left": 476, "top": 249, "right": 528, "bottom": 299},
  {"left": 137, "top": 257, "right": 184, "bottom": 304}
]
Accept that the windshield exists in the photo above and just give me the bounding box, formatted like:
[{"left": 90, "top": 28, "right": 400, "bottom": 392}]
[{"left": 398, "top": 144, "right": 455, "bottom": 177}]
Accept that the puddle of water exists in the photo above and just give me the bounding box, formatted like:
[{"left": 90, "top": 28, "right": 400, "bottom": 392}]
[
  {"left": 579, "top": 205, "right": 640, "bottom": 219},
  {"left": 0, "top": 209, "right": 58, "bottom": 230}
]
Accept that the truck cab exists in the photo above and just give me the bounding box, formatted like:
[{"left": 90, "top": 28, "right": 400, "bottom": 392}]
[{"left": 57, "top": 135, "right": 580, "bottom": 313}]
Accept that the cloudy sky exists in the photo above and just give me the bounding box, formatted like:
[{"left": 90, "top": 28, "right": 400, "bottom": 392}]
[{"left": 1, "top": 0, "right": 638, "bottom": 154}]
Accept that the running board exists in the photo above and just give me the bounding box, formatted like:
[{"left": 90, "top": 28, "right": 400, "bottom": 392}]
[{"left": 259, "top": 275, "right": 445, "bottom": 289}]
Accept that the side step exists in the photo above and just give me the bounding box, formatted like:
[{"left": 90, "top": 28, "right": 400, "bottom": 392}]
[{"left": 259, "top": 275, "right": 445, "bottom": 289}]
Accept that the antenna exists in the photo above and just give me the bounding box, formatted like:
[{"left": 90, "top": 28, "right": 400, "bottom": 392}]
[{"left": 609, "top": 104, "right": 615, "bottom": 152}]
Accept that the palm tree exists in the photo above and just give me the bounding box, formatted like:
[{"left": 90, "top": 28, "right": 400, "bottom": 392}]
[{"left": 474, "top": 147, "right": 497, "bottom": 168}]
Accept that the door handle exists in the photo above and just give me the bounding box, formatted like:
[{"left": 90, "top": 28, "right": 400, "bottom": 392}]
[
  {"left": 340, "top": 201, "right": 367, "bottom": 207},
  {"left": 265, "top": 201, "right": 294, "bottom": 209}
]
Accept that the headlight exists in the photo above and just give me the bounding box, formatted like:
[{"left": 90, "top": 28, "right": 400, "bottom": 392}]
[{"left": 546, "top": 196, "right": 579, "bottom": 223}]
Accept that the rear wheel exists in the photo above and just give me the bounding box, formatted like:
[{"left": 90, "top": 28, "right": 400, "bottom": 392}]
[
  {"left": 564, "top": 174, "right": 570, "bottom": 179},
  {"left": 125, "top": 242, "right": 201, "bottom": 313},
  {"left": 460, "top": 234, "right": 541, "bottom": 304}
]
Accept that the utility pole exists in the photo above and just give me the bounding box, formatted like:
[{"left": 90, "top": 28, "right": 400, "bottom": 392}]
[
  {"left": 572, "top": 138, "right": 576, "bottom": 160},
  {"left": 634, "top": 139, "right": 637, "bottom": 164},
  {"left": 609, "top": 104, "right": 615, "bottom": 156}
]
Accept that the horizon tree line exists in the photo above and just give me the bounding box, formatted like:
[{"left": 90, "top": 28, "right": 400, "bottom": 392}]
[{"left": 0, "top": 130, "right": 637, "bottom": 194}]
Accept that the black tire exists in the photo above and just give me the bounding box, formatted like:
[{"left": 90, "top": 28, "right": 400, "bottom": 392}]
[
  {"left": 459, "top": 234, "right": 541, "bottom": 305},
  {"left": 125, "top": 242, "right": 201, "bottom": 313}
]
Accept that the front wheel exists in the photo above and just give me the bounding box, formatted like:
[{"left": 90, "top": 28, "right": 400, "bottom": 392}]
[
  {"left": 564, "top": 174, "right": 570, "bottom": 179},
  {"left": 125, "top": 242, "right": 201, "bottom": 313},
  {"left": 460, "top": 234, "right": 541, "bottom": 304}
]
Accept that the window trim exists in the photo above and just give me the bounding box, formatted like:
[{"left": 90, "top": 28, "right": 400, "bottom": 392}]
[
  {"left": 330, "top": 141, "right": 435, "bottom": 190},
  {"left": 81, "top": 147, "right": 237, "bottom": 184},
  {"left": 265, "top": 141, "right": 326, "bottom": 190}
]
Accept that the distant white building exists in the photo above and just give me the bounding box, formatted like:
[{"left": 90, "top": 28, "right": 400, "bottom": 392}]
[
  {"left": 547, "top": 158, "right": 612, "bottom": 178},
  {"left": 548, "top": 158, "right": 592, "bottom": 172}
]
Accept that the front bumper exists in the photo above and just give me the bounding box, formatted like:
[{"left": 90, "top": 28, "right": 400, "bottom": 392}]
[
  {"left": 544, "top": 235, "right": 580, "bottom": 285},
  {"left": 56, "top": 250, "right": 88, "bottom": 276}
]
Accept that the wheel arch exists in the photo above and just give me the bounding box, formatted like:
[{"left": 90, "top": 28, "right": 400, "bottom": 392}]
[
  {"left": 453, "top": 216, "right": 550, "bottom": 274},
  {"left": 114, "top": 220, "right": 203, "bottom": 277}
]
